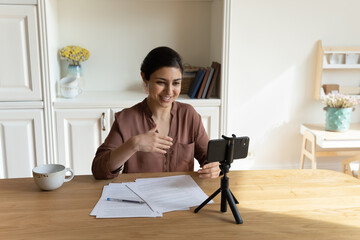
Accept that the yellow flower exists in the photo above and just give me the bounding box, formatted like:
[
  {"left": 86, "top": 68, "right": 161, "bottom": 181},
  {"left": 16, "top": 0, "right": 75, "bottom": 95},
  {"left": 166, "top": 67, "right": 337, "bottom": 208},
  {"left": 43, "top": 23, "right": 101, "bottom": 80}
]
[{"left": 58, "top": 45, "right": 90, "bottom": 65}]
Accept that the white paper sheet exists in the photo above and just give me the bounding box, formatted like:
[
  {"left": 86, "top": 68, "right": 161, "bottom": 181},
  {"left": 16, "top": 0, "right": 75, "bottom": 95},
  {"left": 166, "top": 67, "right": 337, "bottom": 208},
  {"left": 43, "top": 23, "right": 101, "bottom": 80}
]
[
  {"left": 90, "top": 184, "right": 161, "bottom": 218},
  {"left": 126, "top": 175, "right": 213, "bottom": 213},
  {"left": 90, "top": 185, "right": 108, "bottom": 216},
  {"left": 90, "top": 175, "right": 212, "bottom": 218}
]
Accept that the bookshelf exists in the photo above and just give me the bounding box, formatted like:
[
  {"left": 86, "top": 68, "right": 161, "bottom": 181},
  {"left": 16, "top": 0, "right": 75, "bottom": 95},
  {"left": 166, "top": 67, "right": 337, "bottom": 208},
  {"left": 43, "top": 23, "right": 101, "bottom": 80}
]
[
  {"left": 44, "top": 0, "right": 225, "bottom": 99},
  {"left": 38, "top": 0, "right": 230, "bottom": 169},
  {"left": 315, "top": 40, "right": 360, "bottom": 99}
]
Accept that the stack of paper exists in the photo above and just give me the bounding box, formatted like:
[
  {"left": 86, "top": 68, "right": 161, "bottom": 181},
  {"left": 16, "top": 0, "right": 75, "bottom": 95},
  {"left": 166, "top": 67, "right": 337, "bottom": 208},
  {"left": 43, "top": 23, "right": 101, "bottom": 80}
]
[{"left": 90, "top": 175, "right": 213, "bottom": 218}]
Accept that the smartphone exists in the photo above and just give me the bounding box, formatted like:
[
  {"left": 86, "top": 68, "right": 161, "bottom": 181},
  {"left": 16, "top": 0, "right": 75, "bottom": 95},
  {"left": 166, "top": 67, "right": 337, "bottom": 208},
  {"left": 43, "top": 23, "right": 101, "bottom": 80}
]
[{"left": 207, "top": 136, "right": 249, "bottom": 163}]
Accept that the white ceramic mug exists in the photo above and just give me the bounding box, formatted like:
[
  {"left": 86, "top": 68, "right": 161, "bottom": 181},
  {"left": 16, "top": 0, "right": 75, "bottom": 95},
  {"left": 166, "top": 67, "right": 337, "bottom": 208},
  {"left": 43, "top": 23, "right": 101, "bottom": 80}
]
[
  {"left": 60, "top": 76, "right": 82, "bottom": 98},
  {"left": 32, "top": 164, "right": 74, "bottom": 191}
]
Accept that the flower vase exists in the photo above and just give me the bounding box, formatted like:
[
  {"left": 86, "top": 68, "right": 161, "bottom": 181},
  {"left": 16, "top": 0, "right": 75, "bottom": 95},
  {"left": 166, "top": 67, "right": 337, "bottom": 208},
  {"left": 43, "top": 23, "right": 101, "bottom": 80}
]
[
  {"left": 66, "top": 64, "right": 85, "bottom": 93},
  {"left": 67, "top": 64, "right": 82, "bottom": 78},
  {"left": 60, "top": 65, "right": 84, "bottom": 98},
  {"left": 325, "top": 107, "right": 353, "bottom": 132}
]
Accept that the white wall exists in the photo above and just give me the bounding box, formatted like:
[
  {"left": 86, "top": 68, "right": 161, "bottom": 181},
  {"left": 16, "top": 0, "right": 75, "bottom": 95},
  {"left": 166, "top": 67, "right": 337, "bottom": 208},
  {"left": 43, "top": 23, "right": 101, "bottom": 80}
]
[
  {"left": 228, "top": 0, "right": 360, "bottom": 171},
  {"left": 56, "top": 0, "right": 213, "bottom": 92}
]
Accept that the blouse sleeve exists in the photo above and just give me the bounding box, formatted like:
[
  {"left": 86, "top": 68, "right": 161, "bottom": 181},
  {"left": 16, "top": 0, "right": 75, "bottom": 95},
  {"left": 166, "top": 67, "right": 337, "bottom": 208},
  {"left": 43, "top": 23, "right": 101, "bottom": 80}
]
[
  {"left": 193, "top": 111, "right": 209, "bottom": 167},
  {"left": 91, "top": 117, "right": 124, "bottom": 179}
]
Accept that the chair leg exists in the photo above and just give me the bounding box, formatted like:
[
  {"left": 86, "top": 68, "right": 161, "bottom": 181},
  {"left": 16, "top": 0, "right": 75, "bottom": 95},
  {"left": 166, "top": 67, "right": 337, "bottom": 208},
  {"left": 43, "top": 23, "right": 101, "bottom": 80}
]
[
  {"left": 300, "top": 130, "right": 317, "bottom": 169},
  {"left": 300, "top": 155, "right": 305, "bottom": 169},
  {"left": 311, "top": 158, "right": 317, "bottom": 169},
  {"left": 300, "top": 137, "right": 306, "bottom": 169}
]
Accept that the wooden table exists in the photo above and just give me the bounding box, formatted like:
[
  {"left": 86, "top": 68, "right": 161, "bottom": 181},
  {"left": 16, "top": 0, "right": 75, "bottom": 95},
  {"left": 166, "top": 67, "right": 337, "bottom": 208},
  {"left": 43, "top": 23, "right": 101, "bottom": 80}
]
[
  {"left": 300, "top": 124, "right": 360, "bottom": 174},
  {"left": 301, "top": 123, "right": 360, "bottom": 148},
  {"left": 1, "top": 170, "right": 360, "bottom": 240}
]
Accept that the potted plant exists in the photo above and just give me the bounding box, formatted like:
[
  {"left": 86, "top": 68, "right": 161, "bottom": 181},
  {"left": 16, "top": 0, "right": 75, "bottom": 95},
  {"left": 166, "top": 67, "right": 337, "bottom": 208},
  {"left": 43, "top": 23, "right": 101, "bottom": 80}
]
[{"left": 323, "top": 93, "right": 359, "bottom": 131}]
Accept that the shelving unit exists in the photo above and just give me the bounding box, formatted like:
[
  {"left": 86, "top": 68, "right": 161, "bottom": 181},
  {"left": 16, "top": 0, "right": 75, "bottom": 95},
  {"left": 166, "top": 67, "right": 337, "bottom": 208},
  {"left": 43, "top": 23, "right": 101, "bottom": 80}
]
[
  {"left": 45, "top": 0, "right": 225, "bottom": 99},
  {"left": 315, "top": 40, "right": 360, "bottom": 99},
  {"left": 323, "top": 64, "right": 360, "bottom": 69},
  {"left": 0, "top": 0, "right": 230, "bottom": 177},
  {"left": 38, "top": 0, "right": 230, "bottom": 174}
]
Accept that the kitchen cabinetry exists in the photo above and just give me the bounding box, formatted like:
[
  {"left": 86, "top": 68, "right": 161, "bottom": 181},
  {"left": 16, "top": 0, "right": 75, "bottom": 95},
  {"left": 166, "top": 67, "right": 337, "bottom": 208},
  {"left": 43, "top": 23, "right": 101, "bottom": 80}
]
[
  {"left": 0, "top": 1, "right": 49, "bottom": 179},
  {"left": 0, "top": 108, "right": 46, "bottom": 178},
  {"left": 2, "top": 0, "right": 230, "bottom": 177},
  {"left": 195, "top": 107, "right": 219, "bottom": 140},
  {"left": 55, "top": 109, "right": 110, "bottom": 175},
  {"left": 315, "top": 40, "right": 360, "bottom": 99},
  {"left": 55, "top": 103, "right": 219, "bottom": 175},
  {"left": 0, "top": 4, "right": 42, "bottom": 101}
]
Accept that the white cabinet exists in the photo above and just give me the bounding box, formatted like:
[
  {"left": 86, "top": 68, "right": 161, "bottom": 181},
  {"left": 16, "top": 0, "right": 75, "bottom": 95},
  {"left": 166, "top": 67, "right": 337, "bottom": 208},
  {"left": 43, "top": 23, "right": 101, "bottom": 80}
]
[
  {"left": 195, "top": 107, "right": 220, "bottom": 140},
  {"left": 55, "top": 105, "right": 219, "bottom": 174},
  {"left": 0, "top": 109, "right": 46, "bottom": 178},
  {"left": 0, "top": 1, "right": 230, "bottom": 177},
  {"left": 0, "top": 4, "right": 42, "bottom": 101},
  {"left": 55, "top": 109, "right": 110, "bottom": 175},
  {"left": 0, "top": 2, "right": 46, "bottom": 179}
]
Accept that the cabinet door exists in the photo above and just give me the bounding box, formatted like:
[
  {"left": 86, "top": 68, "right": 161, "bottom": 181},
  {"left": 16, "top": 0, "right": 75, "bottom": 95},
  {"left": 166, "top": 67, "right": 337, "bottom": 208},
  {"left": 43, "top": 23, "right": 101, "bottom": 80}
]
[
  {"left": 0, "top": 5, "right": 42, "bottom": 101},
  {"left": 55, "top": 109, "right": 110, "bottom": 175},
  {"left": 195, "top": 107, "right": 220, "bottom": 139},
  {"left": 0, "top": 109, "right": 46, "bottom": 178}
]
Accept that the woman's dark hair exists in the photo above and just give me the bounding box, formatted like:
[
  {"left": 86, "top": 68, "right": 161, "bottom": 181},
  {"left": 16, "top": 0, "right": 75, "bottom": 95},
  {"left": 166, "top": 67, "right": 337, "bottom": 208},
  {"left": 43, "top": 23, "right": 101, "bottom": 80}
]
[{"left": 141, "top": 46, "right": 184, "bottom": 80}]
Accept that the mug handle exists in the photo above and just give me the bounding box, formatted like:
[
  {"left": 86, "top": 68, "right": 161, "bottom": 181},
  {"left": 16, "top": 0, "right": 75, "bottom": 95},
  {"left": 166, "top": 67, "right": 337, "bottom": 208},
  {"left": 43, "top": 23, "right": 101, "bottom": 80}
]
[{"left": 64, "top": 168, "right": 74, "bottom": 182}]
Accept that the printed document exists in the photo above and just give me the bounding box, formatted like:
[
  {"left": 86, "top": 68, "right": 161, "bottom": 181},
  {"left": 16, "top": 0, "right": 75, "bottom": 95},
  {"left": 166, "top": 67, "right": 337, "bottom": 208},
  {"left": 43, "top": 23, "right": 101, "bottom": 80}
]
[
  {"left": 127, "top": 175, "right": 213, "bottom": 213},
  {"left": 90, "top": 175, "right": 212, "bottom": 218},
  {"left": 90, "top": 184, "right": 161, "bottom": 218}
]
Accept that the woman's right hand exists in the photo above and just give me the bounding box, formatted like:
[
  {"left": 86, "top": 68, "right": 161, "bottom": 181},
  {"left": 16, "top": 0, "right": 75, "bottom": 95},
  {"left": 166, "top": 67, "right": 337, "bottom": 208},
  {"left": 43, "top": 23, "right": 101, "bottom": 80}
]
[{"left": 133, "top": 125, "right": 173, "bottom": 154}]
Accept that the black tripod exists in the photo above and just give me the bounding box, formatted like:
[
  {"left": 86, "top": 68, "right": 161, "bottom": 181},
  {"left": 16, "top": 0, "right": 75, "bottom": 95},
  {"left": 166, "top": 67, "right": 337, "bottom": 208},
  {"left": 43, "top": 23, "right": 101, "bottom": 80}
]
[{"left": 194, "top": 135, "right": 243, "bottom": 224}]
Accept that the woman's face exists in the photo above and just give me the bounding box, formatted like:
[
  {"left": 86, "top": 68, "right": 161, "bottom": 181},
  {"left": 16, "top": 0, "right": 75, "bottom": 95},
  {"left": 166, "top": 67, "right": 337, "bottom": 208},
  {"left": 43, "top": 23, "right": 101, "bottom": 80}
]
[{"left": 143, "top": 67, "right": 182, "bottom": 110}]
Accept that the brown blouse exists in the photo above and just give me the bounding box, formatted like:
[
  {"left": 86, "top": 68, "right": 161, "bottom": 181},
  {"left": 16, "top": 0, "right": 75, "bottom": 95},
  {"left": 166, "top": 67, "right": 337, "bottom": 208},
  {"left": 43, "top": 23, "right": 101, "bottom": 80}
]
[{"left": 91, "top": 98, "right": 209, "bottom": 179}]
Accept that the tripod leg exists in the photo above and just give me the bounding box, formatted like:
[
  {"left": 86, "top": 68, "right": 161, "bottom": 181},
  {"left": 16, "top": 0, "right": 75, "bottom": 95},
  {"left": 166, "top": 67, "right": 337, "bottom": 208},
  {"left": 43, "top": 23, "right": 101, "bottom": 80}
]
[
  {"left": 221, "top": 187, "right": 227, "bottom": 212},
  {"left": 230, "top": 189, "right": 239, "bottom": 204},
  {"left": 224, "top": 188, "right": 243, "bottom": 224},
  {"left": 194, "top": 188, "right": 221, "bottom": 213}
]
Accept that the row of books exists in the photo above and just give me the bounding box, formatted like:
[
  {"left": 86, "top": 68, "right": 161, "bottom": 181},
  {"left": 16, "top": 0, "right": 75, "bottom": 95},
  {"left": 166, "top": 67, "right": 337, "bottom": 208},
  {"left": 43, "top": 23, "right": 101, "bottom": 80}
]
[{"left": 187, "top": 61, "right": 221, "bottom": 99}]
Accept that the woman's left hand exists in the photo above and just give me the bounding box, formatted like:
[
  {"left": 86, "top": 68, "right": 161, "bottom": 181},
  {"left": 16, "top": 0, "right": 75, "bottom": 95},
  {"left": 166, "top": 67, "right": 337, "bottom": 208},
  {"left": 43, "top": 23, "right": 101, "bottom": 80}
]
[{"left": 198, "top": 162, "right": 221, "bottom": 179}]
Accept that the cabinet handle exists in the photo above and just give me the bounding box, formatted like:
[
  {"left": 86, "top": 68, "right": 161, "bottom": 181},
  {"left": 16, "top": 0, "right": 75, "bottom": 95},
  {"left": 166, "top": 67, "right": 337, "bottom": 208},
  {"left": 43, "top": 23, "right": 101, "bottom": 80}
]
[{"left": 101, "top": 112, "right": 106, "bottom": 131}]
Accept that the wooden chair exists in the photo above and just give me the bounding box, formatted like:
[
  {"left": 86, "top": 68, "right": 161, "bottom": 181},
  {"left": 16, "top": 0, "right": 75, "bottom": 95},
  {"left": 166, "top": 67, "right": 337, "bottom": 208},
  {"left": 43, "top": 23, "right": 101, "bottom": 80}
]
[
  {"left": 300, "top": 130, "right": 360, "bottom": 176},
  {"left": 300, "top": 130, "right": 317, "bottom": 169},
  {"left": 342, "top": 155, "right": 360, "bottom": 178}
]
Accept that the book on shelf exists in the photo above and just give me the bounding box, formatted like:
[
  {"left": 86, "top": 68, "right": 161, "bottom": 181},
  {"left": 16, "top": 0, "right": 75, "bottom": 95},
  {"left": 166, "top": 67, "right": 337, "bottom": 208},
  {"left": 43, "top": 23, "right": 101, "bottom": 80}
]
[
  {"left": 181, "top": 65, "right": 199, "bottom": 94},
  {"left": 187, "top": 68, "right": 206, "bottom": 99},
  {"left": 196, "top": 67, "right": 211, "bottom": 99},
  {"left": 201, "top": 66, "right": 215, "bottom": 99},
  {"left": 205, "top": 62, "right": 221, "bottom": 99}
]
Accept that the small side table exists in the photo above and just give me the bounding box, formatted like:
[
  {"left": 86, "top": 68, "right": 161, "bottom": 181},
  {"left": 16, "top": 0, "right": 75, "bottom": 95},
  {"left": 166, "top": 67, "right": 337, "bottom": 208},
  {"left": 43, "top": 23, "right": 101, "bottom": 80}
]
[{"left": 300, "top": 123, "right": 360, "bottom": 177}]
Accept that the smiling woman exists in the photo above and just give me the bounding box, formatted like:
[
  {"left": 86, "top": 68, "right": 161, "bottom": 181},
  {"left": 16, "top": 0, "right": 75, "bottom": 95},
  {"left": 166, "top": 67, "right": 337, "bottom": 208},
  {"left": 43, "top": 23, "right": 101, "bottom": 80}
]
[{"left": 91, "top": 47, "right": 221, "bottom": 180}]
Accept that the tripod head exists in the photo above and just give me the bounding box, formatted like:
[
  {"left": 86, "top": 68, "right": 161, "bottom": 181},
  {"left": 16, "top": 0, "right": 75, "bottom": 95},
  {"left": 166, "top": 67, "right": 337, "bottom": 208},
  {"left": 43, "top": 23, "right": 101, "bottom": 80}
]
[
  {"left": 207, "top": 134, "right": 249, "bottom": 165},
  {"left": 221, "top": 134, "right": 236, "bottom": 165}
]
